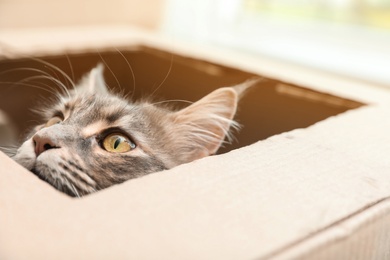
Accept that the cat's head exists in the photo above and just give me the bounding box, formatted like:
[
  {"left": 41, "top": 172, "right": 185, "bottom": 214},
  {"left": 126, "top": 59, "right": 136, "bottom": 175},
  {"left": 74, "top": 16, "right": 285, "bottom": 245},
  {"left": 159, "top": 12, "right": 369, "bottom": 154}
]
[{"left": 13, "top": 64, "right": 253, "bottom": 197}]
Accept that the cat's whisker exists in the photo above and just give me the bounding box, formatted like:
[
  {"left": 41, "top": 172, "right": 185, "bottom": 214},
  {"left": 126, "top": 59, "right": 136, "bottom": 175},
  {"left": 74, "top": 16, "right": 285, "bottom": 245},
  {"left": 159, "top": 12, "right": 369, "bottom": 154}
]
[
  {"left": 150, "top": 53, "right": 173, "bottom": 99},
  {"left": 28, "top": 57, "right": 76, "bottom": 90},
  {"left": 0, "top": 43, "right": 74, "bottom": 89},
  {"left": 0, "top": 67, "right": 53, "bottom": 77},
  {"left": 0, "top": 81, "right": 59, "bottom": 96},
  {"left": 53, "top": 175, "right": 61, "bottom": 191},
  {"left": 0, "top": 146, "right": 18, "bottom": 150},
  {"left": 0, "top": 67, "right": 64, "bottom": 97},
  {"left": 18, "top": 75, "right": 71, "bottom": 98},
  {"left": 0, "top": 149, "right": 17, "bottom": 154},
  {"left": 0, "top": 67, "right": 70, "bottom": 98},
  {"left": 27, "top": 80, "right": 65, "bottom": 100},
  {"left": 114, "top": 47, "right": 136, "bottom": 97},
  {"left": 65, "top": 160, "right": 98, "bottom": 188},
  {"left": 65, "top": 54, "right": 75, "bottom": 84},
  {"left": 96, "top": 49, "right": 122, "bottom": 92},
  {"left": 70, "top": 183, "right": 81, "bottom": 198},
  {"left": 43, "top": 66, "right": 67, "bottom": 92},
  {"left": 62, "top": 174, "right": 80, "bottom": 198},
  {"left": 58, "top": 160, "right": 99, "bottom": 196},
  {"left": 0, "top": 145, "right": 18, "bottom": 157}
]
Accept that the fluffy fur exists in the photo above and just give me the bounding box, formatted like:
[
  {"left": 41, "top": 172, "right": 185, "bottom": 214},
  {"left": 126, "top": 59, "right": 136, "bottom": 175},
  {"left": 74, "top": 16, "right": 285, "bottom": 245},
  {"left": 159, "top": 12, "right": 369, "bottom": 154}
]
[{"left": 12, "top": 65, "right": 256, "bottom": 197}]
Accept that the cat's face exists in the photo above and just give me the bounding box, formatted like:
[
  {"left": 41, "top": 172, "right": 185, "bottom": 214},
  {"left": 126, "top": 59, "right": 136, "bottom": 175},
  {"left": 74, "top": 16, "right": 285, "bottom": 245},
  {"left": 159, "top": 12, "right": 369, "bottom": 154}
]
[{"left": 13, "top": 65, "right": 245, "bottom": 197}]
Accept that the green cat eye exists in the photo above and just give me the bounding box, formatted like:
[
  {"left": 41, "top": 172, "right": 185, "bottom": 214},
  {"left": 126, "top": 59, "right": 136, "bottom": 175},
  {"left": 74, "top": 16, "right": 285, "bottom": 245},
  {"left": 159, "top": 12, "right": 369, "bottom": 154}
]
[{"left": 102, "top": 133, "right": 136, "bottom": 153}]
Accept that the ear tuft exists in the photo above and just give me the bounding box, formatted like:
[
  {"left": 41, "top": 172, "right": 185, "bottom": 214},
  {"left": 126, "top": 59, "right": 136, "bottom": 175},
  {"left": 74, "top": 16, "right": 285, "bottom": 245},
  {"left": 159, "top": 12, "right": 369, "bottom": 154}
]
[
  {"left": 76, "top": 63, "right": 108, "bottom": 94},
  {"left": 233, "top": 77, "right": 264, "bottom": 99},
  {"left": 170, "top": 87, "right": 240, "bottom": 163}
]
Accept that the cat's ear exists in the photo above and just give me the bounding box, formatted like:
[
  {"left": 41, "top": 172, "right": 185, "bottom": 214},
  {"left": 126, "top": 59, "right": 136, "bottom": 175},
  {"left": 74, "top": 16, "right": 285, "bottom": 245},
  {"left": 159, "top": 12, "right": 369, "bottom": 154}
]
[
  {"left": 170, "top": 87, "right": 239, "bottom": 163},
  {"left": 77, "top": 64, "right": 108, "bottom": 94}
]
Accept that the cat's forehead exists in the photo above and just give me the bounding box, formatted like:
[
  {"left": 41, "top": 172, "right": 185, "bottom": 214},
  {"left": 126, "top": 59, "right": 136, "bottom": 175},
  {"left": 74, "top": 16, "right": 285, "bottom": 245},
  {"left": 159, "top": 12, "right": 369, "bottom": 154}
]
[
  {"left": 42, "top": 92, "right": 167, "bottom": 140},
  {"left": 56, "top": 94, "right": 140, "bottom": 126}
]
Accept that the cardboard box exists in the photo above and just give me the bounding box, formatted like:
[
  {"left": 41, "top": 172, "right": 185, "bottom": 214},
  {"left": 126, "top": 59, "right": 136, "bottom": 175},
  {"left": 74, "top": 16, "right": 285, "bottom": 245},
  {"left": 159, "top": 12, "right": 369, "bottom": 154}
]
[{"left": 1, "top": 26, "right": 390, "bottom": 259}]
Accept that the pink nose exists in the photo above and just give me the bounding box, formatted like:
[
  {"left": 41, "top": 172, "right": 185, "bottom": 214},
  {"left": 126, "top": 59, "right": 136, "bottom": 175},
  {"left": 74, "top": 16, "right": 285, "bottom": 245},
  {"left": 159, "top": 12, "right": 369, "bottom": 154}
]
[{"left": 33, "top": 134, "right": 59, "bottom": 156}]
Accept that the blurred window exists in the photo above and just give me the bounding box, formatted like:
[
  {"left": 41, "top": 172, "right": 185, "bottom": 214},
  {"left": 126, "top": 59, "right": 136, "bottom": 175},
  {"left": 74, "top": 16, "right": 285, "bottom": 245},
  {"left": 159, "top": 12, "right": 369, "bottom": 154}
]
[{"left": 163, "top": 0, "right": 390, "bottom": 86}]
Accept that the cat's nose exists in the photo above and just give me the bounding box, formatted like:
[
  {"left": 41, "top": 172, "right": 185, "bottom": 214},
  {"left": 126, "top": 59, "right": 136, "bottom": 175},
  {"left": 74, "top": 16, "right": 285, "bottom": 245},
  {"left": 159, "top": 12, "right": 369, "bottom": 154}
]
[{"left": 33, "top": 134, "right": 60, "bottom": 156}]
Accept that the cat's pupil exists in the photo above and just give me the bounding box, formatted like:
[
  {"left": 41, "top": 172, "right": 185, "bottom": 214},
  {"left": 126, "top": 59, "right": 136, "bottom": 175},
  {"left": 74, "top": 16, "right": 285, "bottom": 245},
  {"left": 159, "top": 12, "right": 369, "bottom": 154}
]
[{"left": 114, "top": 138, "right": 121, "bottom": 149}]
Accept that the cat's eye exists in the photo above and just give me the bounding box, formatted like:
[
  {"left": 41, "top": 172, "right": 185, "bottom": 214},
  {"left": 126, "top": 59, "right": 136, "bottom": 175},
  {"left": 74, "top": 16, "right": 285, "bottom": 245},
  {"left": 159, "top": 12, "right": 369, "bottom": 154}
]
[
  {"left": 45, "top": 117, "right": 62, "bottom": 127},
  {"left": 102, "top": 133, "right": 136, "bottom": 153}
]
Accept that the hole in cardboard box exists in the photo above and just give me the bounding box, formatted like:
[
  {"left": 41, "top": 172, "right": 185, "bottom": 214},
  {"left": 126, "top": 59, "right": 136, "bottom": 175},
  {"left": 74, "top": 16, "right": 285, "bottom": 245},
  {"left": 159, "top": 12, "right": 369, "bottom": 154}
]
[{"left": 0, "top": 46, "right": 363, "bottom": 154}]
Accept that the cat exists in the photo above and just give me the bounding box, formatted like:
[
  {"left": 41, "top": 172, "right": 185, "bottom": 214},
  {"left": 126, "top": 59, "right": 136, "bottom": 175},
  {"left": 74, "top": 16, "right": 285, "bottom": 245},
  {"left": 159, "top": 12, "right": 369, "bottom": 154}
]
[{"left": 11, "top": 64, "right": 256, "bottom": 197}]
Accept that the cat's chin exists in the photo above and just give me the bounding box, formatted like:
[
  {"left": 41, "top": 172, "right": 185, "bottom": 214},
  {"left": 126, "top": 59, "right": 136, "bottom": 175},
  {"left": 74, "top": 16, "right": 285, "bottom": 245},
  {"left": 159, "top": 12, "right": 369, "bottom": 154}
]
[
  {"left": 31, "top": 167, "right": 48, "bottom": 183},
  {"left": 33, "top": 152, "right": 96, "bottom": 198},
  {"left": 31, "top": 166, "right": 79, "bottom": 198},
  {"left": 32, "top": 168, "right": 78, "bottom": 197}
]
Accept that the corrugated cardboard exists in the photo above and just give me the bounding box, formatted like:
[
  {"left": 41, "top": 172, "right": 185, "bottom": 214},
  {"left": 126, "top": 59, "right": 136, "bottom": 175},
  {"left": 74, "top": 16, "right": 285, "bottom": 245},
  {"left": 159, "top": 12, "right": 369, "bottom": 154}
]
[{"left": 1, "top": 26, "right": 390, "bottom": 259}]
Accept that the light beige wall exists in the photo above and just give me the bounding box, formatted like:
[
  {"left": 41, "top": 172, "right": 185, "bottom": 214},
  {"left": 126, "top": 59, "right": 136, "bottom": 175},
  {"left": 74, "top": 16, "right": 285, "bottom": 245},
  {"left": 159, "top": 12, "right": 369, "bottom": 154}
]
[{"left": 0, "top": 0, "right": 166, "bottom": 29}]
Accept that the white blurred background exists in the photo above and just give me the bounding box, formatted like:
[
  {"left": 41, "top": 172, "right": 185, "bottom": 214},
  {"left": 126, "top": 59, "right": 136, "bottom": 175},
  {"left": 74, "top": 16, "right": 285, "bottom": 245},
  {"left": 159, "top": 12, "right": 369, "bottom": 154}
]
[{"left": 1, "top": 0, "right": 389, "bottom": 86}]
